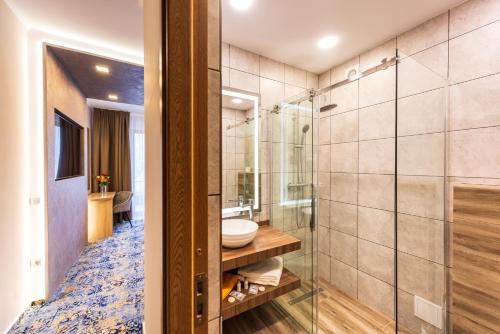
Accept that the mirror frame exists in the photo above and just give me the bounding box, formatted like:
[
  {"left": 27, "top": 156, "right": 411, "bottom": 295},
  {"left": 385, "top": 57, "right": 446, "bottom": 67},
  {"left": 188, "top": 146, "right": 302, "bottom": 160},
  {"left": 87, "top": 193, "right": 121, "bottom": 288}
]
[{"left": 221, "top": 88, "right": 260, "bottom": 215}]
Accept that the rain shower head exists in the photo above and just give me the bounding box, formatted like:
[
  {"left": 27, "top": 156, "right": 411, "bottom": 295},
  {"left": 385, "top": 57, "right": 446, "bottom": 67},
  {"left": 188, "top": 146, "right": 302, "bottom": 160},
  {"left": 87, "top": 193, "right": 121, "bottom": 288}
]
[{"left": 320, "top": 103, "right": 337, "bottom": 113}]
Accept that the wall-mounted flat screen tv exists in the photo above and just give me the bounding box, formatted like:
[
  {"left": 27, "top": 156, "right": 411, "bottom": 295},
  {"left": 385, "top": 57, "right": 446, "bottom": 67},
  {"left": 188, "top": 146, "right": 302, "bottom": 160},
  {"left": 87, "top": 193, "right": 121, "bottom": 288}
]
[{"left": 54, "top": 109, "right": 84, "bottom": 180}]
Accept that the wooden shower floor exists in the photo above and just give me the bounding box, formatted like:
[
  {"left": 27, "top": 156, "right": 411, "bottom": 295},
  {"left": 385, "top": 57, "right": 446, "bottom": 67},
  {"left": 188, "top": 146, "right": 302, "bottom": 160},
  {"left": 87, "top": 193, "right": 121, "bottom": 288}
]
[{"left": 223, "top": 279, "right": 415, "bottom": 334}]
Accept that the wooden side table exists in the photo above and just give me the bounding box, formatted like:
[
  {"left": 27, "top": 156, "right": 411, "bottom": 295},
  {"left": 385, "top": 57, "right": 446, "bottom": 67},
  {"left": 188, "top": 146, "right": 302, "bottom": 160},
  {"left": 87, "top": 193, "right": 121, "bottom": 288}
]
[{"left": 88, "top": 192, "right": 116, "bottom": 243}]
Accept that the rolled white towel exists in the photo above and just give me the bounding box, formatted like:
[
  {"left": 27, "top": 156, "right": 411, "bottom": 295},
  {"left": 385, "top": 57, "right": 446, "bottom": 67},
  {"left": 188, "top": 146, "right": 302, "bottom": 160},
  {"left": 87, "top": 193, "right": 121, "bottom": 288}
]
[{"left": 238, "top": 257, "right": 283, "bottom": 287}]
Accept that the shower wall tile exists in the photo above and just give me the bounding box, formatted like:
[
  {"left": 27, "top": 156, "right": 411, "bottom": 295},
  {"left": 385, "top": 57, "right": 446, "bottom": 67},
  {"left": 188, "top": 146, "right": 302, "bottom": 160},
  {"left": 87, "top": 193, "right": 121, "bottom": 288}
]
[
  {"left": 358, "top": 206, "right": 394, "bottom": 248},
  {"left": 331, "top": 259, "right": 358, "bottom": 299},
  {"left": 318, "top": 226, "right": 330, "bottom": 255},
  {"left": 307, "top": 72, "right": 319, "bottom": 90},
  {"left": 358, "top": 174, "right": 394, "bottom": 211},
  {"left": 331, "top": 231, "right": 357, "bottom": 267},
  {"left": 319, "top": 115, "right": 331, "bottom": 145},
  {"left": 319, "top": 70, "right": 331, "bottom": 89},
  {"left": 284, "top": 83, "right": 305, "bottom": 99},
  {"left": 398, "top": 289, "right": 442, "bottom": 334},
  {"left": 397, "top": 175, "right": 444, "bottom": 220},
  {"left": 331, "top": 110, "right": 358, "bottom": 143},
  {"left": 449, "top": 20, "right": 500, "bottom": 83},
  {"left": 331, "top": 57, "right": 359, "bottom": 84},
  {"left": 260, "top": 77, "right": 284, "bottom": 108},
  {"left": 450, "top": 0, "right": 500, "bottom": 38},
  {"left": 358, "top": 271, "right": 395, "bottom": 318},
  {"left": 449, "top": 126, "right": 500, "bottom": 178},
  {"left": 285, "top": 65, "right": 307, "bottom": 88},
  {"left": 397, "top": 133, "right": 445, "bottom": 177},
  {"left": 318, "top": 145, "right": 331, "bottom": 172},
  {"left": 331, "top": 142, "right": 358, "bottom": 173},
  {"left": 330, "top": 201, "right": 357, "bottom": 236},
  {"left": 358, "top": 239, "right": 394, "bottom": 284},
  {"left": 229, "top": 45, "right": 259, "bottom": 75},
  {"left": 319, "top": 252, "right": 331, "bottom": 281},
  {"left": 207, "top": 0, "right": 220, "bottom": 70},
  {"left": 222, "top": 66, "right": 229, "bottom": 86},
  {"left": 359, "top": 38, "right": 396, "bottom": 72},
  {"left": 397, "top": 43, "right": 448, "bottom": 98},
  {"left": 397, "top": 252, "right": 445, "bottom": 305},
  {"left": 330, "top": 173, "right": 358, "bottom": 204},
  {"left": 318, "top": 172, "right": 331, "bottom": 200},
  {"left": 449, "top": 73, "right": 500, "bottom": 131},
  {"left": 259, "top": 56, "right": 284, "bottom": 82},
  {"left": 331, "top": 81, "right": 358, "bottom": 114},
  {"left": 397, "top": 89, "right": 445, "bottom": 136},
  {"left": 318, "top": 199, "right": 330, "bottom": 227},
  {"left": 359, "top": 66, "right": 396, "bottom": 108},
  {"left": 359, "top": 101, "right": 395, "bottom": 140},
  {"left": 222, "top": 43, "right": 229, "bottom": 67},
  {"left": 229, "top": 69, "right": 259, "bottom": 93},
  {"left": 359, "top": 138, "right": 395, "bottom": 174},
  {"left": 397, "top": 213, "right": 444, "bottom": 264},
  {"left": 397, "top": 12, "right": 449, "bottom": 56}
]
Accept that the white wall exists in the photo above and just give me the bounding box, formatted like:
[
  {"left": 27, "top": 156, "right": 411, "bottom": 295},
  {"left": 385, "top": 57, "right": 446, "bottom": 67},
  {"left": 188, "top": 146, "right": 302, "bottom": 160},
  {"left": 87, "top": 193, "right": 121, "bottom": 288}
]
[{"left": 0, "top": 0, "right": 30, "bottom": 331}]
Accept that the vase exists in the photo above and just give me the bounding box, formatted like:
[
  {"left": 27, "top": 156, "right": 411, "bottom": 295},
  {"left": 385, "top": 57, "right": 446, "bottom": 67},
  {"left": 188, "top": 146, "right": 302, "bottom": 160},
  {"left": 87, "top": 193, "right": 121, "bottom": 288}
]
[{"left": 100, "top": 185, "right": 108, "bottom": 193}]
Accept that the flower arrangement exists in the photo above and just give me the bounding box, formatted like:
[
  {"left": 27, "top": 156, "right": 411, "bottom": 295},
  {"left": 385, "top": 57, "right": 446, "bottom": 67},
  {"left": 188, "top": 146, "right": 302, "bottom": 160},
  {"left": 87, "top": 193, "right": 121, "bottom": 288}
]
[{"left": 96, "top": 174, "right": 110, "bottom": 193}]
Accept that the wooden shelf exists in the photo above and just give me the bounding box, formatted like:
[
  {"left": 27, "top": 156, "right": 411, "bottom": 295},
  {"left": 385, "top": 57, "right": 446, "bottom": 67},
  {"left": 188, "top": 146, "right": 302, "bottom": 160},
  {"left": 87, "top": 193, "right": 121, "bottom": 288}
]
[
  {"left": 222, "top": 268, "right": 301, "bottom": 320},
  {"left": 222, "top": 226, "right": 301, "bottom": 272}
]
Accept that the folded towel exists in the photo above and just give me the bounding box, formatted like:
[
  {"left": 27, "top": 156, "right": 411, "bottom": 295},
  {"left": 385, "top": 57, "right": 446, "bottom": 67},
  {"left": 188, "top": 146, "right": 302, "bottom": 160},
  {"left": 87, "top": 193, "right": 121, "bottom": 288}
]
[
  {"left": 222, "top": 273, "right": 239, "bottom": 300},
  {"left": 238, "top": 257, "right": 283, "bottom": 287}
]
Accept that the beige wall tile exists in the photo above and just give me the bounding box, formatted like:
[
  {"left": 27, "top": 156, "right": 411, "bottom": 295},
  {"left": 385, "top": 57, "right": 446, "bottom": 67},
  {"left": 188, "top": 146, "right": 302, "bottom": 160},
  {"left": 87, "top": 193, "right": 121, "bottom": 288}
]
[
  {"left": 397, "top": 13, "right": 449, "bottom": 56},
  {"left": 229, "top": 45, "right": 259, "bottom": 75},
  {"left": 450, "top": 0, "right": 500, "bottom": 38},
  {"left": 221, "top": 66, "right": 229, "bottom": 87},
  {"left": 397, "top": 89, "right": 445, "bottom": 136},
  {"left": 449, "top": 20, "right": 500, "bottom": 83},
  {"left": 259, "top": 77, "right": 283, "bottom": 108},
  {"left": 359, "top": 101, "right": 395, "bottom": 140},
  {"left": 397, "top": 133, "right": 445, "bottom": 177},
  {"left": 359, "top": 38, "right": 396, "bottom": 72},
  {"left": 207, "top": 196, "right": 221, "bottom": 320},
  {"left": 229, "top": 68, "right": 259, "bottom": 93},
  {"left": 331, "top": 110, "right": 358, "bottom": 143},
  {"left": 208, "top": 317, "right": 220, "bottom": 334},
  {"left": 331, "top": 231, "right": 357, "bottom": 267},
  {"left": 332, "top": 57, "right": 359, "bottom": 83},
  {"left": 318, "top": 225, "right": 330, "bottom": 255},
  {"left": 319, "top": 70, "right": 331, "bottom": 89},
  {"left": 259, "top": 56, "right": 284, "bottom": 82},
  {"left": 398, "top": 43, "right": 448, "bottom": 98},
  {"left": 330, "top": 201, "right": 357, "bottom": 236},
  {"left": 358, "top": 271, "right": 395, "bottom": 318},
  {"left": 397, "top": 175, "right": 444, "bottom": 220},
  {"left": 319, "top": 116, "right": 331, "bottom": 145},
  {"left": 331, "top": 259, "right": 358, "bottom": 299},
  {"left": 207, "top": 0, "right": 220, "bottom": 70},
  {"left": 397, "top": 289, "right": 442, "bottom": 334},
  {"left": 358, "top": 206, "right": 394, "bottom": 248},
  {"left": 307, "top": 72, "right": 319, "bottom": 90},
  {"left": 319, "top": 252, "right": 331, "bottom": 281},
  {"left": 358, "top": 239, "right": 394, "bottom": 284},
  {"left": 208, "top": 70, "right": 221, "bottom": 195},
  {"left": 359, "top": 138, "right": 395, "bottom": 174},
  {"left": 450, "top": 73, "right": 500, "bottom": 130},
  {"left": 449, "top": 126, "right": 500, "bottom": 178},
  {"left": 331, "top": 173, "right": 358, "bottom": 205},
  {"left": 397, "top": 252, "right": 445, "bottom": 305},
  {"left": 319, "top": 172, "right": 331, "bottom": 200},
  {"left": 358, "top": 174, "right": 394, "bottom": 211},
  {"left": 319, "top": 199, "right": 330, "bottom": 228},
  {"left": 397, "top": 213, "right": 444, "bottom": 264},
  {"left": 284, "top": 84, "right": 305, "bottom": 100},
  {"left": 331, "top": 142, "right": 358, "bottom": 173},
  {"left": 359, "top": 66, "right": 396, "bottom": 108},
  {"left": 285, "top": 65, "right": 307, "bottom": 88},
  {"left": 318, "top": 145, "right": 331, "bottom": 172},
  {"left": 222, "top": 43, "right": 229, "bottom": 67},
  {"left": 331, "top": 81, "right": 358, "bottom": 114}
]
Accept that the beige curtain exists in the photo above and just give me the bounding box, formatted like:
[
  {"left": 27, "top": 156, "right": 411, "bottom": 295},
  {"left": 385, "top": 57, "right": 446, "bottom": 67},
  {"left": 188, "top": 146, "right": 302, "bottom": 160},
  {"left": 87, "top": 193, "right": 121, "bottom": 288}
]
[{"left": 91, "top": 108, "right": 131, "bottom": 193}]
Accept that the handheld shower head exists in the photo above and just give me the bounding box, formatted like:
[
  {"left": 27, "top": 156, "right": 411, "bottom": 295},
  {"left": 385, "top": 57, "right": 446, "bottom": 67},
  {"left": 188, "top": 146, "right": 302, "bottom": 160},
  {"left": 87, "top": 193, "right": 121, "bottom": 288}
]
[{"left": 302, "top": 124, "right": 310, "bottom": 133}]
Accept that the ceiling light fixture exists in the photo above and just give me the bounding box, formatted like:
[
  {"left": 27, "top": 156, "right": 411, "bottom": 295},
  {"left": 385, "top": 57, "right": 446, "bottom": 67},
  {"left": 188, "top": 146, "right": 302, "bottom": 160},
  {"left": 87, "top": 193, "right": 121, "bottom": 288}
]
[
  {"left": 230, "top": 0, "right": 253, "bottom": 11},
  {"left": 108, "top": 94, "right": 118, "bottom": 100},
  {"left": 95, "top": 65, "right": 110, "bottom": 74},
  {"left": 317, "top": 35, "right": 339, "bottom": 50},
  {"left": 232, "top": 98, "right": 243, "bottom": 104}
]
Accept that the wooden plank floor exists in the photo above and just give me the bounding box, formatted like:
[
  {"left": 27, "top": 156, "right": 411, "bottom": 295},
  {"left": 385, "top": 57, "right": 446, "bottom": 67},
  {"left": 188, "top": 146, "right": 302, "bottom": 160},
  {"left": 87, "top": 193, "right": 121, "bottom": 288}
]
[{"left": 223, "top": 279, "right": 415, "bottom": 334}]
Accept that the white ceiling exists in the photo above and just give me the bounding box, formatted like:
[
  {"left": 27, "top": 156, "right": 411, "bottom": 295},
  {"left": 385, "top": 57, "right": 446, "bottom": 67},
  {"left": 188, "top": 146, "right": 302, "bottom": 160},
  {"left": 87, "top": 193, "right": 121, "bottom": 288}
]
[
  {"left": 222, "top": 0, "right": 466, "bottom": 73},
  {"left": 5, "top": 0, "right": 144, "bottom": 57}
]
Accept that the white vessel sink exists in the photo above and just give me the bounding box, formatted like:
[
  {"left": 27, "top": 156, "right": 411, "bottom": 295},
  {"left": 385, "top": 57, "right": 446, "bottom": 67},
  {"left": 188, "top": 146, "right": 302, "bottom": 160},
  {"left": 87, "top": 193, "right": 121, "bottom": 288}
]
[{"left": 222, "top": 219, "right": 259, "bottom": 248}]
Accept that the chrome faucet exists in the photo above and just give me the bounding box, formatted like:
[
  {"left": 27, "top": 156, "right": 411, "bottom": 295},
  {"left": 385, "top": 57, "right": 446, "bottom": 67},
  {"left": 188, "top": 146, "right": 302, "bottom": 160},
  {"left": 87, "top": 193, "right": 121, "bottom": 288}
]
[
  {"left": 228, "top": 195, "right": 255, "bottom": 220},
  {"left": 246, "top": 198, "right": 254, "bottom": 221}
]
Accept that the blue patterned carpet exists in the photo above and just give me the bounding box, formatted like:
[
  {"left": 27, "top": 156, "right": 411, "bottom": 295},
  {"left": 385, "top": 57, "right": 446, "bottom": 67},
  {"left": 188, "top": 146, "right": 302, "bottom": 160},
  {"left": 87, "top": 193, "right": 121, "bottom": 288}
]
[{"left": 9, "top": 221, "right": 144, "bottom": 334}]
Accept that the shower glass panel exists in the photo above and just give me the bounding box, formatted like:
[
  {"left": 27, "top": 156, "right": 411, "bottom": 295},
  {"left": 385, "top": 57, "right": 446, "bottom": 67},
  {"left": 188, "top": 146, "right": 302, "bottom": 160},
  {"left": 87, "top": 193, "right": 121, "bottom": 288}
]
[
  {"left": 395, "top": 49, "right": 448, "bottom": 334},
  {"left": 267, "top": 89, "right": 317, "bottom": 333}
]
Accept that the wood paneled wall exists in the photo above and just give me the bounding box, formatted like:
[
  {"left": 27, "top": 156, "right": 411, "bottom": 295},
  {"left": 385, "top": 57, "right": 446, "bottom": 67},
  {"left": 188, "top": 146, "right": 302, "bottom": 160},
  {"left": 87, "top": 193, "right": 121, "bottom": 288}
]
[{"left": 452, "top": 184, "right": 500, "bottom": 333}]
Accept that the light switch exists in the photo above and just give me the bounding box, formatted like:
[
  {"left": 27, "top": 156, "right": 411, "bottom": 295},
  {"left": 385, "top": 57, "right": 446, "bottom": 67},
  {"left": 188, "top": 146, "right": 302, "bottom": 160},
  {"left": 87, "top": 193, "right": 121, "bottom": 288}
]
[
  {"left": 414, "top": 295, "right": 442, "bottom": 329},
  {"left": 29, "top": 197, "right": 40, "bottom": 205}
]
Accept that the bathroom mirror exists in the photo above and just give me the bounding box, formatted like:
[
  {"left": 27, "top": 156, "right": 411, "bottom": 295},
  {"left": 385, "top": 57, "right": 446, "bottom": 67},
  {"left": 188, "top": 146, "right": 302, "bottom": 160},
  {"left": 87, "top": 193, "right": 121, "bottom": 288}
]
[{"left": 221, "top": 88, "right": 260, "bottom": 217}]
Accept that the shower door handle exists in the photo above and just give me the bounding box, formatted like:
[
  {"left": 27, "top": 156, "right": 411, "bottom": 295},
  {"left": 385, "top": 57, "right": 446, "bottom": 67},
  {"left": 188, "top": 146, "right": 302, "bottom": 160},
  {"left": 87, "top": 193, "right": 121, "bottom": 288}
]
[{"left": 310, "top": 184, "right": 316, "bottom": 232}]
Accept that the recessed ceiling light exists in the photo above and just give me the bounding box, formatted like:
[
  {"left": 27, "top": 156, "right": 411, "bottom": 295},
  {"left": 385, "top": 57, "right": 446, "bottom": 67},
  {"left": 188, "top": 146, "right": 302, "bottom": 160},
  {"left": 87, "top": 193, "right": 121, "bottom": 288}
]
[
  {"left": 230, "top": 0, "right": 253, "bottom": 11},
  {"left": 108, "top": 94, "right": 118, "bottom": 100},
  {"left": 317, "top": 36, "right": 339, "bottom": 50},
  {"left": 95, "top": 65, "right": 110, "bottom": 74},
  {"left": 232, "top": 98, "right": 243, "bottom": 104}
]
